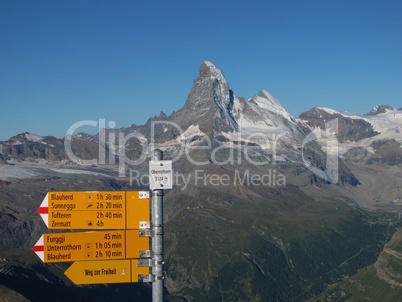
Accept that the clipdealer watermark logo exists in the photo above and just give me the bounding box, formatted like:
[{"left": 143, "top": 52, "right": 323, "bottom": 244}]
[
  {"left": 130, "top": 168, "right": 286, "bottom": 191},
  {"left": 64, "top": 118, "right": 339, "bottom": 189}
]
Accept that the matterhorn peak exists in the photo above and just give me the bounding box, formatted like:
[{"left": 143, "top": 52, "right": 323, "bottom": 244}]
[
  {"left": 172, "top": 61, "right": 238, "bottom": 135},
  {"left": 199, "top": 61, "right": 226, "bottom": 83}
]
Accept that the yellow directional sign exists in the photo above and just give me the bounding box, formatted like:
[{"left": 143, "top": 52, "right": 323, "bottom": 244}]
[
  {"left": 65, "top": 259, "right": 150, "bottom": 284},
  {"left": 126, "top": 191, "right": 150, "bottom": 229},
  {"left": 33, "top": 230, "right": 149, "bottom": 263},
  {"left": 38, "top": 191, "right": 150, "bottom": 229}
]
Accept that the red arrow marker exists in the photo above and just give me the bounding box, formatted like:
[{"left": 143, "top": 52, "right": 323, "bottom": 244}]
[
  {"left": 32, "top": 235, "right": 44, "bottom": 262},
  {"left": 38, "top": 193, "right": 49, "bottom": 228}
]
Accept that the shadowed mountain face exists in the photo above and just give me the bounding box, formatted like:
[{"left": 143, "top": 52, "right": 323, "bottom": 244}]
[
  {"left": 0, "top": 62, "right": 401, "bottom": 301},
  {"left": 173, "top": 61, "right": 239, "bottom": 135}
]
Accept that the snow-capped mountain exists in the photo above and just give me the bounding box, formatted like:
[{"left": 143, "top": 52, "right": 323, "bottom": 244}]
[
  {"left": 148, "top": 61, "right": 308, "bottom": 165},
  {"left": 365, "top": 104, "right": 396, "bottom": 116},
  {"left": 1, "top": 61, "right": 399, "bottom": 182},
  {"left": 128, "top": 61, "right": 357, "bottom": 185},
  {"left": 168, "top": 61, "right": 299, "bottom": 138},
  {"left": 0, "top": 132, "right": 100, "bottom": 164},
  {"left": 299, "top": 106, "right": 402, "bottom": 161}
]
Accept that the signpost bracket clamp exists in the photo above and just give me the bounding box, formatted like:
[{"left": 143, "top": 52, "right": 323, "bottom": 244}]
[
  {"left": 138, "top": 274, "right": 154, "bottom": 283},
  {"left": 138, "top": 259, "right": 153, "bottom": 267},
  {"left": 139, "top": 221, "right": 151, "bottom": 229},
  {"left": 139, "top": 229, "right": 154, "bottom": 237},
  {"left": 139, "top": 250, "right": 153, "bottom": 258},
  {"left": 139, "top": 191, "right": 150, "bottom": 199}
]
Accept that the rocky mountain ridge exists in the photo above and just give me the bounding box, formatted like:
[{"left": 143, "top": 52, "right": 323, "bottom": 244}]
[
  {"left": 298, "top": 106, "right": 402, "bottom": 166},
  {"left": 1, "top": 62, "right": 400, "bottom": 173},
  {"left": 365, "top": 104, "right": 397, "bottom": 116}
]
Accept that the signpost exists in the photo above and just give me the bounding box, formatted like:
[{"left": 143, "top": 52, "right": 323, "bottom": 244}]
[
  {"left": 64, "top": 259, "right": 150, "bottom": 285},
  {"left": 150, "top": 151, "right": 171, "bottom": 302},
  {"left": 32, "top": 230, "right": 149, "bottom": 263},
  {"left": 33, "top": 189, "right": 153, "bottom": 285},
  {"left": 33, "top": 152, "right": 169, "bottom": 301},
  {"left": 38, "top": 191, "right": 150, "bottom": 229}
]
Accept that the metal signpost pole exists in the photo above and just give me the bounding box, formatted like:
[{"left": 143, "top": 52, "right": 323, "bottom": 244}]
[{"left": 151, "top": 149, "right": 164, "bottom": 302}]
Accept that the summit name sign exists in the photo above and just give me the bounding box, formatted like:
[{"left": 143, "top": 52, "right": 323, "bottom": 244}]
[{"left": 149, "top": 160, "right": 173, "bottom": 190}]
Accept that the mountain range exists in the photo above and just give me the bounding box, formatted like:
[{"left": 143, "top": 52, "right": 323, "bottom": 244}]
[{"left": 0, "top": 61, "right": 401, "bottom": 301}]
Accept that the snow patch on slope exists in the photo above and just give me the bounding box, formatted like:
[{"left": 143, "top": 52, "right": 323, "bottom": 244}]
[
  {"left": 176, "top": 124, "right": 207, "bottom": 144},
  {"left": 253, "top": 90, "right": 294, "bottom": 122},
  {"left": 25, "top": 133, "right": 43, "bottom": 142}
]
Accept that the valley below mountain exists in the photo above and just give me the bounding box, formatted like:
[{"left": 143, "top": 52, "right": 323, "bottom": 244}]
[{"left": 0, "top": 62, "right": 401, "bottom": 301}]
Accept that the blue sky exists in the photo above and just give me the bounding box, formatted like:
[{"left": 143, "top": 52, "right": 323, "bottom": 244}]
[{"left": 1, "top": 0, "right": 401, "bottom": 140}]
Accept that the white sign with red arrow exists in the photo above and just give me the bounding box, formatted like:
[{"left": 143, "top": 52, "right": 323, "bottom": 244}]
[
  {"left": 38, "top": 194, "right": 49, "bottom": 228},
  {"left": 32, "top": 235, "right": 44, "bottom": 262}
]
